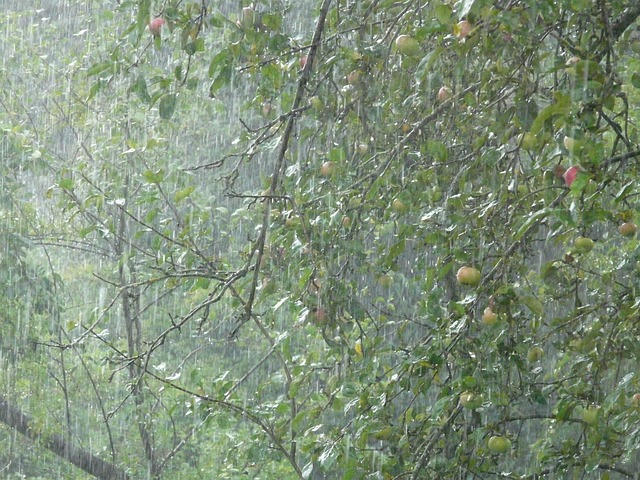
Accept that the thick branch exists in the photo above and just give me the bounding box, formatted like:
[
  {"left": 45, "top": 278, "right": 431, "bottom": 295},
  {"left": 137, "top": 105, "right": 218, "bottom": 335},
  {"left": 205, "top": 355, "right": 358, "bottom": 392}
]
[{"left": 0, "top": 396, "right": 129, "bottom": 480}]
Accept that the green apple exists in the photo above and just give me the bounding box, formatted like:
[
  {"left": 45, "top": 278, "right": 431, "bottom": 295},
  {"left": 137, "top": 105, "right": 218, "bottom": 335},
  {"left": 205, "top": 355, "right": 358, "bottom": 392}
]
[
  {"left": 395, "top": 35, "right": 420, "bottom": 56},
  {"left": 573, "top": 236, "right": 595, "bottom": 254},
  {"left": 309, "top": 96, "right": 323, "bottom": 110},
  {"left": 619, "top": 222, "right": 637, "bottom": 237},
  {"left": 632, "top": 393, "right": 640, "bottom": 407},
  {"left": 391, "top": 198, "right": 408, "bottom": 214},
  {"left": 582, "top": 405, "right": 600, "bottom": 426},
  {"left": 456, "top": 267, "right": 481, "bottom": 287},
  {"left": 527, "top": 346, "right": 544, "bottom": 362},
  {"left": 519, "top": 132, "right": 537, "bottom": 150},
  {"left": 563, "top": 136, "right": 576, "bottom": 153},
  {"left": 487, "top": 435, "right": 511, "bottom": 454},
  {"left": 459, "top": 391, "right": 482, "bottom": 410}
]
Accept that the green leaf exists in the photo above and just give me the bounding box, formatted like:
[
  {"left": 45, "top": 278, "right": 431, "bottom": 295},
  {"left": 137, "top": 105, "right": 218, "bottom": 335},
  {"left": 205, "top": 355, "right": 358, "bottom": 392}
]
[
  {"left": 208, "top": 49, "right": 230, "bottom": 79},
  {"left": 568, "top": 171, "right": 589, "bottom": 194},
  {"left": 529, "top": 92, "right": 570, "bottom": 134},
  {"left": 209, "top": 66, "right": 232, "bottom": 96},
  {"left": 434, "top": 3, "right": 453, "bottom": 24},
  {"left": 522, "top": 296, "right": 544, "bottom": 316},
  {"left": 130, "top": 76, "right": 151, "bottom": 103},
  {"left": 143, "top": 169, "right": 165, "bottom": 184},
  {"left": 87, "top": 61, "right": 114, "bottom": 77},
  {"left": 159, "top": 94, "right": 177, "bottom": 120},
  {"left": 515, "top": 208, "right": 551, "bottom": 240},
  {"left": 262, "top": 13, "right": 282, "bottom": 31},
  {"left": 174, "top": 186, "right": 195, "bottom": 202}
]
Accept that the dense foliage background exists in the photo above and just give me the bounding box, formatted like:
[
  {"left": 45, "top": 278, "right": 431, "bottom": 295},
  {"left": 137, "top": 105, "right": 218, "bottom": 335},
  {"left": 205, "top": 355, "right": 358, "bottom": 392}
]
[{"left": 1, "top": 0, "right": 639, "bottom": 478}]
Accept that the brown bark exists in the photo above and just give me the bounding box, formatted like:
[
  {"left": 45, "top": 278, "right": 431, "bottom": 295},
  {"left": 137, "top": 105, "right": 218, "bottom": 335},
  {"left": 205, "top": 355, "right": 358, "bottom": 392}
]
[{"left": 0, "top": 396, "right": 129, "bottom": 480}]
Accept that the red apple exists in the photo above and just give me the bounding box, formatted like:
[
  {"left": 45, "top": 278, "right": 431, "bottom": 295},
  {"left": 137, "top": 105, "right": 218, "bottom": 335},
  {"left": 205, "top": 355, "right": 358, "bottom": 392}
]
[
  {"left": 456, "top": 267, "right": 481, "bottom": 287},
  {"left": 563, "top": 166, "right": 580, "bottom": 187},
  {"left": 437, "top": 86, "right": 452, "bottom": 102},
  {"left": 149, "top": 17, "right": 165, "bottom": 37},
  {"left": 320, "top": 161, "right": 336, "bottom": 177},
  {"left": 619, "top": 222, "right": 637, "bottom": 237},
  {"left": 312, "top": 307, "right": 328, "bottom": 326},
  {"left": 299, "top": 55, "right": 308, "bottom": 69},
  {"left": 632, "top": 393, "right": 640, "bottom": 407},
  {"left": 455, "top": 20, "right": 472, "bottom": 39},
  {"left": 346, "top": 70, "right": 361, "bottom": 85}
]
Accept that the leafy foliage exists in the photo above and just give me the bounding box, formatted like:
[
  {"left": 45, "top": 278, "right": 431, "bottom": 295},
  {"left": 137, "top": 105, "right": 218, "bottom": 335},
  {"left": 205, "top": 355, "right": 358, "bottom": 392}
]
[{"left": 1, "top": 0, "right": 639, "bottom": 479}]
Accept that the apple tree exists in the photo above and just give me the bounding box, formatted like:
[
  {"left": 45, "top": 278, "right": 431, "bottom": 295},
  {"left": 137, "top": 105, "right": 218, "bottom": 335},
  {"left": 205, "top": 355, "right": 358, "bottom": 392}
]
[{"left": 2, "top": 0, "right": 640, "bottom": 479}]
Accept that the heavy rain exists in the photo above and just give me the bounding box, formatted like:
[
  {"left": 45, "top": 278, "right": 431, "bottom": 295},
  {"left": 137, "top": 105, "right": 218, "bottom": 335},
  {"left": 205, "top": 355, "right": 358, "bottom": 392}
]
[{"left": 1, "top": 0, "right": 639, "bottom": 479}]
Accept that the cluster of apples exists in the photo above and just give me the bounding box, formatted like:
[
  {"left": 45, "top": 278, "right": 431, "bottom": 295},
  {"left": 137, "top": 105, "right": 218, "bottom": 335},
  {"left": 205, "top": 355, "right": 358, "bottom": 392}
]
[{"left": 396, "top": 20, "right": 472, "bottom": 52}]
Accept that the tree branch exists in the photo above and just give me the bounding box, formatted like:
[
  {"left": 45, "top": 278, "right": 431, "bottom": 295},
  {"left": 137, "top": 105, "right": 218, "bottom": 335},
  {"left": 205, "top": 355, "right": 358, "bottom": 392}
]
[{"left": 0, "top": 396, "right": 129, "bottom": 480}]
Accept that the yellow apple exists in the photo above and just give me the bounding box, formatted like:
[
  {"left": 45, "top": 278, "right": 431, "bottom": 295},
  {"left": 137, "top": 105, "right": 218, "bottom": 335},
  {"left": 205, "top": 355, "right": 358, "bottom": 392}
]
[
  {"left": 619, "top": 222, "right": 637, "bottom": 237},
  {"left": 481, "top": 307, "right": 498, "bottom": 326},
  {"left": 456, "top": 267, "right": 481, "bottom": 287},
  {"left": 391, "top": 198, "right": 408, "bottom": 214},
  {"left": 346, "top": 70, "right": 361, "bottom": 84}
]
